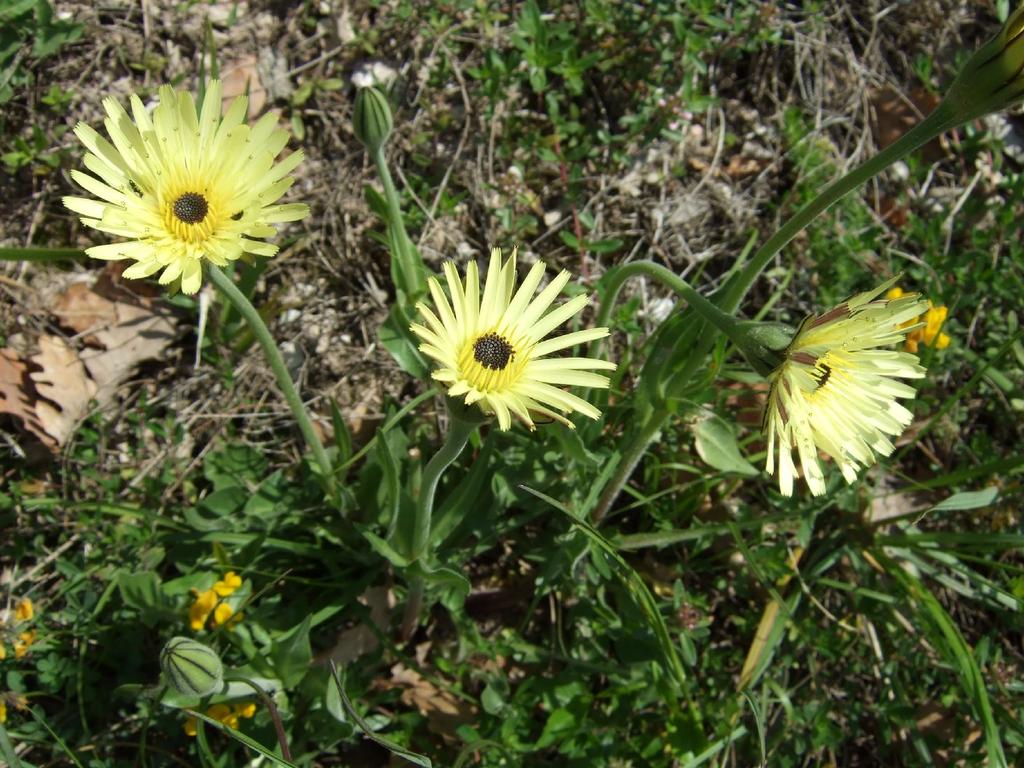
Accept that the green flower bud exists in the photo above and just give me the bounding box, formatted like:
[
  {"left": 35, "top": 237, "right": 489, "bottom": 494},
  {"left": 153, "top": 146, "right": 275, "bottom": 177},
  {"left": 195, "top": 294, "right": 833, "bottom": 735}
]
[
  {"left": 160, "top": 637, "right": 224, "bottom": 697},
  {"left": 353, "top": 87, "right": 394, "bottom": 153},
  {"left": 943, "top": 4, "right": 1024, "bottom": 123},
  {"left": 732, "top": 320, "right": 795, "bottom": 377}
]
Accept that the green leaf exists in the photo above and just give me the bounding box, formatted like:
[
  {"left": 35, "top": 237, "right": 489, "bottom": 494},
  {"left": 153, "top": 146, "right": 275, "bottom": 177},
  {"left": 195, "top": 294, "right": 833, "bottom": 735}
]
[
  {"left": 521, "top": 486, "right": 687, "bottom": 687},
  {"left": 116, "top": 571, "right": 173, "bottom": 626},
  {"left": 291, "top": 80, "right": 314, "bottom": 106},
  {"left": 270, "top": 615, "right": 312, "bottom": 688},
  {"left": 357, "top": 525, "right": 411, "bottom": 568},
  {"left": 692, "top": 412, "right": 758, "bottom": 476},
  {"left": 379, "top": 304, "right": 428, "bottom": 378},
  {"left": 329, "top": 397, "right": 353, "bottom": 466},
  {"left": 412, "top": 561, "right": 471, "bottom": 611},
  {"left": 0, "top": 723, "right": 23, "bottom": 767},
  {"left": 535, "top": 707, "right": 576, "bottom": 749},
  {"left": 431, "top": 438, "right": 496, "bottom": 548},
  {"left": 929, "top": 487, "right": 999, "bottom": 512},
  {"left": 587, "top": 238, "right": 624, "bottom": 254}
]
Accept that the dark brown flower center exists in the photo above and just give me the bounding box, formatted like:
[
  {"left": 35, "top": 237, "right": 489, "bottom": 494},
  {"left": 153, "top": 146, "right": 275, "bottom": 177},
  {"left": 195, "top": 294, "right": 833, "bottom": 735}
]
[
  {"left": 172, "top": 192, "right": 209, "bottom": 224},
  {"left": 473, "top": 332, "right": 514, "bottom": 371}
]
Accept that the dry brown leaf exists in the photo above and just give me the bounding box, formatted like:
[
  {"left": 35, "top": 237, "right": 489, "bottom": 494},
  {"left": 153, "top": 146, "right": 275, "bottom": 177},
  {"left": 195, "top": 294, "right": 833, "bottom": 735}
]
[
  {"left": 0, "top": 348, "right": 54, "bottom": 450},
  {"left": 221, "top": 55, "right": 267, "bottom": 118},
  {"left": 382, "top": 663, "right": 477, "bottom": 737},
  {"left": 29, "top": 335, "right": 98, "bottom": 448},
  {"left": 318, "top": 586, "right": 395, "bottom": 666},
  {"left": 54, "top": 281, "right": 177, "bottom": 402},
  {"left": 871, "top": 87, "right": 945, "bottom": 162}
]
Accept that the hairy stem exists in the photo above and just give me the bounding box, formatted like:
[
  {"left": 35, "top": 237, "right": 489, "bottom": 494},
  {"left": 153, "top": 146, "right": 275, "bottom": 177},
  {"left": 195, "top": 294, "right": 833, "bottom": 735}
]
[
  {"left": 224, "top": 675, "right": 292, "bottom": 762},
  {"left": 591, "top": 406, "right": 670, "bottom": 524},
  {"left": 721, "top": 104, "right": 960, "bottom": 313},
  {"left": 207, "top": 265, "right": 336, "bottom": 500},
  {"left": 401, "top": 410, "right": 476, "bottom": 639},
  {"left": 372, "top": 146, "right": 426, "bottom": 300}
]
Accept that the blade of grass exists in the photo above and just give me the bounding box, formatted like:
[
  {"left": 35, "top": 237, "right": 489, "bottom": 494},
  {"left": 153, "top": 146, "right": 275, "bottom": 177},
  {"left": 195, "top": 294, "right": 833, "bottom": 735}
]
[
  {"left": 878, "top": 550, "right": 1008, "bottom": 768},
  {"left": 0, "top": 725, "right": 22, "bottom": 768},
  {"left": 328, "top": 662, "right": 432, "bottom": 767},
  {"left": 186, "top": 708, "right": 299, "bottom": 768},
  {"left": 521, "top": 484, "right": 688, "bottom": 687}
]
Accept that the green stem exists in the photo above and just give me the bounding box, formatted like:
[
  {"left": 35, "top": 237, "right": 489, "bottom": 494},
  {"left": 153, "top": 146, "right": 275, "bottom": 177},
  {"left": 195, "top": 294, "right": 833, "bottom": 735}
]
[
  {"left": 223, "top": 675, "right": 292, "bottom": 762},
  {"left": 372, "top": 146, "right": 426, "bottom": 300},
  {"left": 600, "top": 261, "right": 742, "bottom": 339},
  {"left": 207, "top": 265, "right": 336, "bottom": 500},
  {"left": 721, "top": 104, "right": 961, "bottom": 313},
  {"left": 591, "top": 406, "right": 670, "bottom": 524},
  {"left": 401, "top": 409, "right": 476, "bottom": 639},
  {"left": 411, "top": 412, "right": 476, "bottom": 560}
]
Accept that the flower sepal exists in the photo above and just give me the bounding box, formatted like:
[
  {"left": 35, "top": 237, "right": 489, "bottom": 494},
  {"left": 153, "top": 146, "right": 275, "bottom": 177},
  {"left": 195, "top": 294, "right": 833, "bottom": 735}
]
[{"left": 732, "top": 320, "right": 794, "bottom": 377}]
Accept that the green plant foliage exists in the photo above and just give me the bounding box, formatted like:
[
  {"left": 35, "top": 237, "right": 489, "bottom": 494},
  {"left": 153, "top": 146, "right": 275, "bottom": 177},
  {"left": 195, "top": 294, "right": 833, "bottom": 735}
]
[{"left": 0, "top": 0, "right": 82, "bottom": 104}]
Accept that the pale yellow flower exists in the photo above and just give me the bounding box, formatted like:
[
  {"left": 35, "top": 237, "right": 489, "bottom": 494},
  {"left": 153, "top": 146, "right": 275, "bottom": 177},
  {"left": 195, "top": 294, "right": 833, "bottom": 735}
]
[
  {"left": 764, "top": 277, "right": 928, "bottom": 496},
  {"left": 63, "top": 81, "right": 308, "bottom": 294},
  {"left": 411, "top": 247, "right": 615, "bottom": 430}
]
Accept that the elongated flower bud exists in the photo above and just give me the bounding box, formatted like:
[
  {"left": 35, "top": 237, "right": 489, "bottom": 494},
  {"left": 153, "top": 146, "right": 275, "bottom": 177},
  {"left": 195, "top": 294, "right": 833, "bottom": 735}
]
[
  {"left": 160, "top": 637, "right": 224, "bottom": 697},
  {"left": 943, "top": 4, "right": 1024, "bottom": 122},
  {"left": 353, "top": 86, "right": 394, "bottom": 153}
]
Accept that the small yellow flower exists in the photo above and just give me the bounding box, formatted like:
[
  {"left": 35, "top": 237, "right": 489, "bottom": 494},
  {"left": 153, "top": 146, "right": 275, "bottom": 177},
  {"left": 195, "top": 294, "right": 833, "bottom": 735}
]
[
  {"left": 14, "top": 598, "right": 34, "bottom": 622},
  {"left": 207, "top": 702, "right": 238, "bottom": 729},
  {"left": 14, "top": 630, "right": 36, "bottom": 659},
  {"left": 887, "top": 287, "right": 950, "bottom": 353},
  {"left": 764, "top": 277, "right": 928, "bottom": 496},
  {"left": 212, "top": 602, "right": 234, "bottom": 627},
  {"left": 411, "top": 247, "right": 615, "bottom": 430},
  {"left": 189, "top": 589, "right": 218, "bottom": 631},
  {"left": 184, "top": 702, "right": 256, "bottom": 737},
  {"left": 213, "top": 572, "right": 242, "bottom": 597},
  {"left": 0, "top": 701, "right": 6, "bottom": 724},
  {"left": 0, "top": 644, "right": 6, "bottom": 660}
]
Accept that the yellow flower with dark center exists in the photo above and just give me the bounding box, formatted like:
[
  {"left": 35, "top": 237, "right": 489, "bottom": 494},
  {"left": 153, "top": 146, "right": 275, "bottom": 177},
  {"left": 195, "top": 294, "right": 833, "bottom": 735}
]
[
  {"left": 63, "top": 81, "right": 309, "bottom": 294},
  {"left": 764, "top": 277, "right": 929, "bottom": 496},
  {"left": 411, "top": 247, "right": 615, "bottom": 430},
  {"left": 14, "top": 598, "right": 33, "bottom": 622}
]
